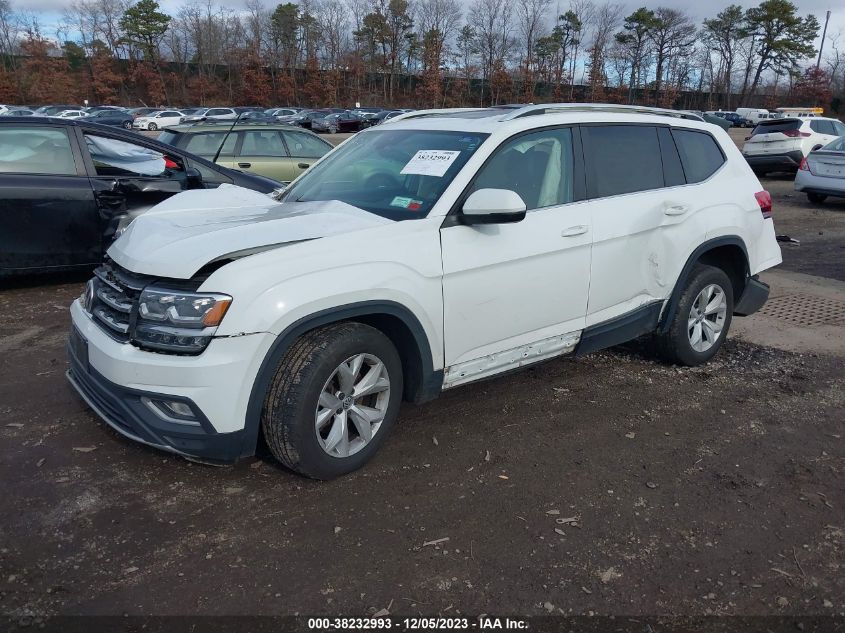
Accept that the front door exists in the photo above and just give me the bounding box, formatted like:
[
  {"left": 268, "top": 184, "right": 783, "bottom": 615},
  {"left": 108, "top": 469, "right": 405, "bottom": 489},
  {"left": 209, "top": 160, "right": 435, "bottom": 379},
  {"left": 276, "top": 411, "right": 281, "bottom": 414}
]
[
  {"left": 81, "top": 132, "right": 192, "bottom": 242},
  {"left": 0, "top": 124, "right": 100, "bottom": 272},
  {"left": 440, "top": 127, "right": 591, "bottom": 387}
]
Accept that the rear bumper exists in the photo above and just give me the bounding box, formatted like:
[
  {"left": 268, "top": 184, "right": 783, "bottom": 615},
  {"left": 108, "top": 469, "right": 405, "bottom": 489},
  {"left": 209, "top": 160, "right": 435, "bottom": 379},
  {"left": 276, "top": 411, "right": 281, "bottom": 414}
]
[
  {"left": 794, "top": 170, "right": 845, "bottom": 197},
  {"left": 743, "top": 150, "right": 804, "bottom": 171},
  {"left": 734, "top": 276, "right": 769, "bottom": 317}
]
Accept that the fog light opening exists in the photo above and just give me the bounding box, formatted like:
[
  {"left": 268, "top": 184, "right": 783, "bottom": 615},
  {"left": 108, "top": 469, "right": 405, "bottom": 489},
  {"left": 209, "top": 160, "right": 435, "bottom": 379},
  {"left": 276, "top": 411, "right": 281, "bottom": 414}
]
[{"left": 141, "top": 397, "right": 202, "bottom": 426}]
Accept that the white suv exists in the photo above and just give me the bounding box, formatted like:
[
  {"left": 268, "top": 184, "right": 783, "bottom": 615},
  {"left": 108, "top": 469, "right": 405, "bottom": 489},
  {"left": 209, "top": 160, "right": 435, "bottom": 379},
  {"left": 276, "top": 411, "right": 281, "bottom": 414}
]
[
  {"left": 67, "top": 104, "right": 782, "bottom": 478},
  {"left": 742, "top": 116, "right": 845, "bottom": 175}
]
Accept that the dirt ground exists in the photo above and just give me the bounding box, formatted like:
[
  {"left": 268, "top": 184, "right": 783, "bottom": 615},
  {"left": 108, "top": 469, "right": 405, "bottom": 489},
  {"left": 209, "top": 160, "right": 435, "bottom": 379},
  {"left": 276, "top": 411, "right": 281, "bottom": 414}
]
[{"left": 1, "top": 128, "right": 844, "bottom": 621}]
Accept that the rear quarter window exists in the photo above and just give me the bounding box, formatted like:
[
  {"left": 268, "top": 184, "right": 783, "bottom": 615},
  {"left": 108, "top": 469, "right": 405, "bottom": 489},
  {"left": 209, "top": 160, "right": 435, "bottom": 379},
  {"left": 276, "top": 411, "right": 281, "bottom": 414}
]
[{"left": 671, "top": 129, "right": 726, "bottom": 184}]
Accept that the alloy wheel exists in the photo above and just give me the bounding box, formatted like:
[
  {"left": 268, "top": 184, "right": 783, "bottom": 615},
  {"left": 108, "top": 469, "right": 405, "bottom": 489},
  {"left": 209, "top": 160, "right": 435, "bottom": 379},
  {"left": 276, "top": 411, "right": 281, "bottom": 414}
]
[
  {"left": 688, "top": 284, "right": 727, "bottom": 353},
  {"left": 315, "top": 353, "right": 391, "bottom": 458}
]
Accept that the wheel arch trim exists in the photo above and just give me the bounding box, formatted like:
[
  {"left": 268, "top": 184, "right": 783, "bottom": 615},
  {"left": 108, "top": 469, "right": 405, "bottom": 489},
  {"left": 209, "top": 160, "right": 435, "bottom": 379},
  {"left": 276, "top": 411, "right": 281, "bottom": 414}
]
[
  {"left": 239, "top": 300, "right": 441, "bottom": 459},
  {"left": 658, "top": 236, "right": 749, "bottom": 334}
]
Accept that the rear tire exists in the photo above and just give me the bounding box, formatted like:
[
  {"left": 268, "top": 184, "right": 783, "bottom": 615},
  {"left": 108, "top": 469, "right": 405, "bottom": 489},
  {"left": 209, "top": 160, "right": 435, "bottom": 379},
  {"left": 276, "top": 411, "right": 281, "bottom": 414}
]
[
  {"left": 122, "top": 120, "right": 132, "bottom": 129},
  {"left": 261, "top": 322, "right": 403, "bottom": 479},
  {"left": 807, "top": 193, "right": 827, "bottom": 205},
  {"left": 653, "top": 264, "right": 734, "bottom": 367},
  {"left": 753, "top": 169, "right": 768, "bottom": 178}
]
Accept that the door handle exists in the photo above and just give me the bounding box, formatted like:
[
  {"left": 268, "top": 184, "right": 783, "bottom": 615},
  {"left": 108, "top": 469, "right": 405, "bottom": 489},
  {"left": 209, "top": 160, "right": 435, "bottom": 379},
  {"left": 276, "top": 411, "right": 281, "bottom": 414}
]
[
  {"left": 664, "top": 202, "right": 690, "bottom": 216},
  {"left": 561, "top": 225, "right": 588, "bottom": 237},
  {"left": 298, "top": 163, "right": 310, "bottom": 169},
  {"left": 237, "top": 162, "right": 251, "bottom": 168}
]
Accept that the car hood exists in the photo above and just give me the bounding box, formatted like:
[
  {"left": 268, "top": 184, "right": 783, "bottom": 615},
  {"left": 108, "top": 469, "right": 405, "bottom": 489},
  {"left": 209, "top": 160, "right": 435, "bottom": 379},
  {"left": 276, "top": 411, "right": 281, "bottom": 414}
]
[{"left": 107, "top": 184, "right": 392, "bottom": 279}]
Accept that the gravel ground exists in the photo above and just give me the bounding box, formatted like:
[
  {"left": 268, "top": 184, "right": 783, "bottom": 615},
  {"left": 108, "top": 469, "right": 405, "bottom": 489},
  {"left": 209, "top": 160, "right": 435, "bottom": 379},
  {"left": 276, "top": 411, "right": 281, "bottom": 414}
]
[{"left": 0, "top": 127, "right": 843, "bottom": 622}]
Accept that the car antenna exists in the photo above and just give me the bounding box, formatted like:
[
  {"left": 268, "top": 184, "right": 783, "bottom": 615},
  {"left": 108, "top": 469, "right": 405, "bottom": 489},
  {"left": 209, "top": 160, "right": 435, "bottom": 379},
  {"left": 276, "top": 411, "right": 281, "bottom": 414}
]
[{"left": 212, "top": 111, "right": 245, "bottom": 164}]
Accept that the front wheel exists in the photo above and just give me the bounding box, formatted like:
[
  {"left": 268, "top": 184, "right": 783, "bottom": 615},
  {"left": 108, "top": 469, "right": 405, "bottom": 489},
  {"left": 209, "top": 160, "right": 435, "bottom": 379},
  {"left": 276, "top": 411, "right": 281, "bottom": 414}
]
[
  {"left": 808, "top": 193, "right": 827, "bottom": 205},
  {"left": 261, "top": 322, "right": 403, "bottom": 479},
  {"left": 653, "top": 264, "right": 734, "bottom": 366},
  {"left": 148, "top": 122, "right": 157, "bottom": 131}
]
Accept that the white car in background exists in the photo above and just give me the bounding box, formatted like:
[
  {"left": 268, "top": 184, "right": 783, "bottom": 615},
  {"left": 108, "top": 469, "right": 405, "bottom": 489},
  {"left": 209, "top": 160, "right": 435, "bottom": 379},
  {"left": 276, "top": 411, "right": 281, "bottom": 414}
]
[
  {"left": 56, "top": 110, "right": 87, "bottom": 119},
  {"left": 132, "top": 110, "right": 186, "bottom": 131},
  {"left": 180, "top": 107, "right": 238, "bottom": 124},
  {"left": 795, "top": 135, "right": 845, "bottom": 204},
  {"left": 67, "top": 104, "right": 781, "bottom": 479},
  {"left": 742, "top": 116, "right": 845, "bottom": 175}
]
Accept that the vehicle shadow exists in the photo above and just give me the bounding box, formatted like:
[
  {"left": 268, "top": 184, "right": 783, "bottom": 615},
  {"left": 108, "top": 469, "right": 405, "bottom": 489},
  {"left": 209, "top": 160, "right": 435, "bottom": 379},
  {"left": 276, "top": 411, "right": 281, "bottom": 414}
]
[{"left": 0, "top": 268, "right": 92, "bottom": 291}]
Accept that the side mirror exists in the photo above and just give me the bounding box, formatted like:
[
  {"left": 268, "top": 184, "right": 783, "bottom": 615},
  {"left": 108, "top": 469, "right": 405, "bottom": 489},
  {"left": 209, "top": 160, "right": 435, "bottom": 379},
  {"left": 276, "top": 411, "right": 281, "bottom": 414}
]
[
  {"left": 461, "top": 188, "right": 527, "bottom": 225},
  {"left": 186, "top": 166, "right": 203, "bottom": 186}
]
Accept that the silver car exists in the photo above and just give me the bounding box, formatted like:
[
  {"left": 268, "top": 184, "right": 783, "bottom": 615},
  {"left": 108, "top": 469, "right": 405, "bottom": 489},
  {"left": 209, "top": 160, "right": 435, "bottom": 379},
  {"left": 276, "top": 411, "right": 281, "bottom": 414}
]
[{"left": 794, "top": 135, "right": 845, "bottom": 204}]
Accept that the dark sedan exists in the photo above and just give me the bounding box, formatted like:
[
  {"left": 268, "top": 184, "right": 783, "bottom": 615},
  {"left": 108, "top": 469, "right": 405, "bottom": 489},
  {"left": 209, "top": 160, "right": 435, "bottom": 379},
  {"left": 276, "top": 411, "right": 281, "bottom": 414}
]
[
  {"left": 0, "top": 117, "right": 283, "bottom": 276},
  {"left": 80, "top": 109, "right": 134, "bottom": 129},
  {"left": 310, "top": 112, "right": 365, "bottom": 133}
]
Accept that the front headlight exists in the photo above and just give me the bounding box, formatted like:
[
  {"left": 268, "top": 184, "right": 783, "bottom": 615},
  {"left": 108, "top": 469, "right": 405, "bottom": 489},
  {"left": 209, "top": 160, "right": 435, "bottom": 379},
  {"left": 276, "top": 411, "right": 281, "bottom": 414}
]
[{"left": 134, "top": 287, "right": 232, "bottom": 354}]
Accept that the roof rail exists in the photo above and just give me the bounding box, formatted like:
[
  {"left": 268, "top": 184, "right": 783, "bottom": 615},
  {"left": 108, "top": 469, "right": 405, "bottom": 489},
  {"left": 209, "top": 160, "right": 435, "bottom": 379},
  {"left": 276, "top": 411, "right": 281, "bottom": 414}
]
[
  {"left": 499, "top": 103, "right": 703, "bottom": 121},
  {"left": 384, "top": 108, "right": 490, "bottom": 124}
]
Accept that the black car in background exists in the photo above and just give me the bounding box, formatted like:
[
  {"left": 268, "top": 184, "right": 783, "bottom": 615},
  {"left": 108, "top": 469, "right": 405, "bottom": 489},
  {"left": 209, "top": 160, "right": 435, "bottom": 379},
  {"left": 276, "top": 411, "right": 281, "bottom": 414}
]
[
  {"left": 80, "top": 109, "right": 135, "bottom": 129},
  {"left": 0, "top": 117, "right": 282, "bottom": 276},
  {"left": 310, "top": 112, "right": 366, "bottom": 133},
  {"left": 720, "top": 112, "right": 753, "bottom": 128}
]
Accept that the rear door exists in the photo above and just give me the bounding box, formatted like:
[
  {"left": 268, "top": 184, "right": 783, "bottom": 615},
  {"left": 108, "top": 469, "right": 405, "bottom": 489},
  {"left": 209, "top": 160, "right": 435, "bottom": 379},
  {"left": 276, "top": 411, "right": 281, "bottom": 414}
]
[
  {"left": 233, "top": 129, "right": 296, "bottom": 181},
  {"left": 809, "top": 120, "right": 840, "bottom": 149},
  {"left": 0, "top": 124, "right": 100, "bottom": 272},
  {"left": 582, "top": 124, "right": 710, "bottom": 327},
  {"left": 744, "top": 119, "right": 804, "bottom": 156}
]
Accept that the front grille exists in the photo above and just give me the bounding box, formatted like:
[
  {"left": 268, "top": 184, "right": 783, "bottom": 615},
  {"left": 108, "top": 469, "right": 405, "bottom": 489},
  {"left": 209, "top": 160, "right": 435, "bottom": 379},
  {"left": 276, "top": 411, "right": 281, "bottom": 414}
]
[{"left": 89, "top": 263, "right": 151, "bottom": 343}]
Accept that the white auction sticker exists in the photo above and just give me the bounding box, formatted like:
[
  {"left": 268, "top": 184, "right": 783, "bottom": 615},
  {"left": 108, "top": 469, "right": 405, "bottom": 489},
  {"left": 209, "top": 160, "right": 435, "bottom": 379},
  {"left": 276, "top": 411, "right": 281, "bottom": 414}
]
[{"left": 400, "top": 150, "right": 461, "bottom": 177}]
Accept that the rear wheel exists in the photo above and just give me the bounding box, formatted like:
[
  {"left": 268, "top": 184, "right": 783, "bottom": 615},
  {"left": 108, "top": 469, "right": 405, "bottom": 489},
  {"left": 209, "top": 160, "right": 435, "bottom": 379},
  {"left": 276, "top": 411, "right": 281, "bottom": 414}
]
[
  {"left": 261, "top": 322, "right": 403, "bottom": 479},
  {"left": 654, "top": 264, "right": 734, "bottom": 366},
  {"left": 807, "top": 193, "right": 827, "bottom": 205},
  {"left": 122, "top": 120, "right": 132, "bottom": 129},
  {"left": 753, "top": 169, "right": 768, "bottom": 178}
]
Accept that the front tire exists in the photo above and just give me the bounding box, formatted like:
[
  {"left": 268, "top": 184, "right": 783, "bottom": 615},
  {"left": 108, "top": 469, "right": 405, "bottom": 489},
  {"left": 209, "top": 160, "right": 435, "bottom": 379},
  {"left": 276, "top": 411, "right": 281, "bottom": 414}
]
[
  {"left": 654, "top": 264, "right": 734, "bottom": 366},
  {"left": 808, "top": 192, "right": 827, "bottom": 204},
  {"left": 148, "top": 122, "right": 157, "bottom": 131},
  {"left": 261, "top": 322, "right": 403, "bottom": 479}
]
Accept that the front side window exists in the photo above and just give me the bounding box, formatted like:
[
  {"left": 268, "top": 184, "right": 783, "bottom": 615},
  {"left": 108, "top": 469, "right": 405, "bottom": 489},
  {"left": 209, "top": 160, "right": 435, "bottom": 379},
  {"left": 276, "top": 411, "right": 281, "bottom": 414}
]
[
  {"left": 282, "top": 129, "right": 488, "bottom": 220},
  {"left": 282, "top": 131, "right": 331, "bottom": 158},
  {"left": 183, "top": 132, "right": 237, "bottom": 158},
  {"left": 85, "top": 134, "right": 184, "bottom": 178},
  {"left": 468, "top": 127, "right": 574, "bottom": 211},
  {"left": 583, "top": 125, "right": 663, "bottom": 198},
  {"left": 0, "top": 127, "right": 77, "bottom": 175},
  {"left": 672, "top": 129, "right": 726, "bottom": 183}
]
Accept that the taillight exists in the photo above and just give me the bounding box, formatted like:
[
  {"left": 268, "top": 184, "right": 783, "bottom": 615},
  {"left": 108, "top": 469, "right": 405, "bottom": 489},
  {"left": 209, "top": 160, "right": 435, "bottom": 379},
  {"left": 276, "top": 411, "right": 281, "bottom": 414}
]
[
  {"left": 755, "top": 190, "right": 773, "bottom": 219},
  {"left": 799, "top": 157, "right": 811, "bottom": 173},
  {"left": 782, "top": 129, "right": 811, "bottom": 138}
]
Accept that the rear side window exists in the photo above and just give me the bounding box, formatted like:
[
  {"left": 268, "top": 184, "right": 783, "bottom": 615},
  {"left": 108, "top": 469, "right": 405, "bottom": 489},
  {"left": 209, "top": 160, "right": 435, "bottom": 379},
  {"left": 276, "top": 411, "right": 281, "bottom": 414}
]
[
  {"left": 0, "top": 127, "right": 77, "bottom": 175},
  {"left": 672, "top": 129, "right": 726, "bottom": 183},
  {"left": 583, "top": 125, "right": 663, "bottom": 198},
  {"left": 810, "top": 120, "right": 836, "bottom": 135},
  {"left": 751, "top": 120, "right": 801, "bottom": 136}
]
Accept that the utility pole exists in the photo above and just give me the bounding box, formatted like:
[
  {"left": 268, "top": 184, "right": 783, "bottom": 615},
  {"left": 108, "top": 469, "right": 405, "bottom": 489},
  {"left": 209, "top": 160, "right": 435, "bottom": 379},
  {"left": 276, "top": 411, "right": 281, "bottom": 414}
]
[{"left": 816, "top": 10, "right": 831, "bottom": 69}]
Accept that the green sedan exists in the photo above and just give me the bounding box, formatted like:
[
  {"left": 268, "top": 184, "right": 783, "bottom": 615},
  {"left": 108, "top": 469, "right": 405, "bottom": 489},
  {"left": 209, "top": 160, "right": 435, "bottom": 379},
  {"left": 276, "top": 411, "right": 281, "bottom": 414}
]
[{"left": 157, "top": 122, "right": 333, "bottom": 183}]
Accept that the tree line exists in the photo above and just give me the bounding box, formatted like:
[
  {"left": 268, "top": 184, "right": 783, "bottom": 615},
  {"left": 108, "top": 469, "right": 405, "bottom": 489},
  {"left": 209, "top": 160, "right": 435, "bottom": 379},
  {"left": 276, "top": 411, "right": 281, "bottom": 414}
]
[{"left": 0, "top": 0, "right": 841, "bottom": 114}]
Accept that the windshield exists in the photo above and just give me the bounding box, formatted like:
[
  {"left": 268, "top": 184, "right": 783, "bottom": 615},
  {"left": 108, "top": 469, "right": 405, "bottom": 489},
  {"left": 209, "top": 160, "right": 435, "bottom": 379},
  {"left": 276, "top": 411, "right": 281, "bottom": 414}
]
[{"left": 282, "top": 129, "right": 488, "bottom": 220}]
